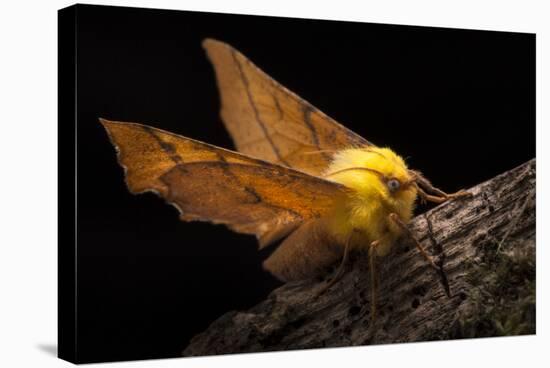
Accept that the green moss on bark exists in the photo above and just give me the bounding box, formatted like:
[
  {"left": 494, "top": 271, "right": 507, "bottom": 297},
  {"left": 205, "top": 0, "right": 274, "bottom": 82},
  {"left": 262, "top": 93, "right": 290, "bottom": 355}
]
[{"left": 450, "top": 234, "right": 535, "bottom": 339}]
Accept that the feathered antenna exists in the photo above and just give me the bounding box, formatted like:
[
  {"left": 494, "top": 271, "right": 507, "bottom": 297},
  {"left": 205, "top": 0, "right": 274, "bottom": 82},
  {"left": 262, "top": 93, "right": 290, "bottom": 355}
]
[{"left": 324, "top": 167, "right": 385, "bottom": 179}]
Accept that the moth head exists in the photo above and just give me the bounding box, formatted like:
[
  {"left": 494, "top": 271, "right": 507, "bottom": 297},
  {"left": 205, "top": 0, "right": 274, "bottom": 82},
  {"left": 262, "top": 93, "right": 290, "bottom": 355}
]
[{"left": 324, "top": 147, "right": 417, "bottom": 203}]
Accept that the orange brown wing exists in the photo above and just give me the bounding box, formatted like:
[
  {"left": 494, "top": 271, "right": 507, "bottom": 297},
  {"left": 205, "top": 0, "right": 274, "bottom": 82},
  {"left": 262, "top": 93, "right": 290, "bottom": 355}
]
[
  {"left": 203, "top": 38, "right": 371, "bottom": 177},
  {"left": 100, "top": 118, "right": 347, "bottom": 248}
]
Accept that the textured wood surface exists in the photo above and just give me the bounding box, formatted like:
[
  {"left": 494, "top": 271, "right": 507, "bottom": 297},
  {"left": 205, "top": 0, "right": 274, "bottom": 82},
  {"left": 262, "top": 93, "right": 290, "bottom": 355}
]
[{"left": 183, "top": 159, "right": 536, "bottom": 356}]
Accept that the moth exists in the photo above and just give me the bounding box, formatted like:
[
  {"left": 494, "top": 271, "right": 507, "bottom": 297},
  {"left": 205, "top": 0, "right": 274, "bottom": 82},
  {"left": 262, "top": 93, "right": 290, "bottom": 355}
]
[{"left": 101, "top": 39, "right": 469, "bottom": 318}]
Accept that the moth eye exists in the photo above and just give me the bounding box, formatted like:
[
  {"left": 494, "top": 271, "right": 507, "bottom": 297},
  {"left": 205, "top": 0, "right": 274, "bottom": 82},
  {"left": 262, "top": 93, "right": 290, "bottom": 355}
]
[{"left": 387, "top": 178, "right": 401, "bottom": 192}]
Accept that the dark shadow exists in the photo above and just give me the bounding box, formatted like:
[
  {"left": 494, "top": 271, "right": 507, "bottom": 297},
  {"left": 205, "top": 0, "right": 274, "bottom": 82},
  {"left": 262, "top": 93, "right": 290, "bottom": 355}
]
[{"left": 37, "top": 344, "right": 57, "bottom": 357}]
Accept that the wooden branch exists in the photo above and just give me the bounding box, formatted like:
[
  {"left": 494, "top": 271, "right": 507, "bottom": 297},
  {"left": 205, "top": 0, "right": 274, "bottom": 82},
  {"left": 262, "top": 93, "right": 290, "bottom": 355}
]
[{"left": 183, "top": 159, "right": 536, "bottom": 356}]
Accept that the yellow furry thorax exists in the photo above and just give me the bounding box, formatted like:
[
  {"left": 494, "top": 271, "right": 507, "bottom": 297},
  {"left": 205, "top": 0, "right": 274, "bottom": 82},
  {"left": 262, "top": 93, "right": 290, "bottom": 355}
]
[{"left": 323, "top": 146, "right": 418, "bottom": 256}]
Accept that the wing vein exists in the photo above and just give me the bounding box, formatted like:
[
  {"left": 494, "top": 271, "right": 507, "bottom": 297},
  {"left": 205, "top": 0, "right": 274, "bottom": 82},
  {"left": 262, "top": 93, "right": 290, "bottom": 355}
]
[{"left": 230, "top": 49, "right": 291, "bottom": 167}]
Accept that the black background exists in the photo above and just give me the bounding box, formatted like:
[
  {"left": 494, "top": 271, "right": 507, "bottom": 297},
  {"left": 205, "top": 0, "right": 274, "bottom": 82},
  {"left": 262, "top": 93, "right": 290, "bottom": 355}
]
[{"left": 70, "top": 4, "right": 534, "bottom": 363}]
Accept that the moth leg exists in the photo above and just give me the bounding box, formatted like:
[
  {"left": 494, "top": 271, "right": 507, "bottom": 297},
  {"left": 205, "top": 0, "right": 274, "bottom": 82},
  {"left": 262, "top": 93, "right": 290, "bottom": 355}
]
[
  {"left": 368, "top": 240, "right": 380, "bottom": 325},
  {"left": 315, "top": 236, "right": 351, "bottom": 297},
  {"left": 412, "top": 170, "right": 471, "bottom": 204},
  {"left": 417, "top": 186, "right": 471, "bottom": 204},
  {"left": 388, "top": 213, "right": 439, "bottom": 270},
  {"left": 417, "top": 186, "right": 449, "bottom": 204}
]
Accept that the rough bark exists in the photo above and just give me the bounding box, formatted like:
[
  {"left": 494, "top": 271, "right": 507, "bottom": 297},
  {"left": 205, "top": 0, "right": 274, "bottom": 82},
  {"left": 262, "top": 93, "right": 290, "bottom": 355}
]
[{"left": 183, "top": 159, "right": 536, "bottom": 356}]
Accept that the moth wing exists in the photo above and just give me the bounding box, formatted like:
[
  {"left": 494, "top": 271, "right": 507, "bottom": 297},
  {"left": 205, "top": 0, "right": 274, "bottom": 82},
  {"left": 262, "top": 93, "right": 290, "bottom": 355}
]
[
  {"left": 263, "top": 218, "right": 343, "bottom": 281},
  {"left": 203, "top": 38, "right": 371, "bottom": 177},
  {"left": 100, "top": 119, "right": 347, "bottom": 248}
]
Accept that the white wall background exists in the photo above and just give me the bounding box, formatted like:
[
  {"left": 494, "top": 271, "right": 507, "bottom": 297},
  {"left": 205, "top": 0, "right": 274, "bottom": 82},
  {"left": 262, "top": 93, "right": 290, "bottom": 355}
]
[{"left": 0, "top": 0, "right": 547, "bottom": 367}]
